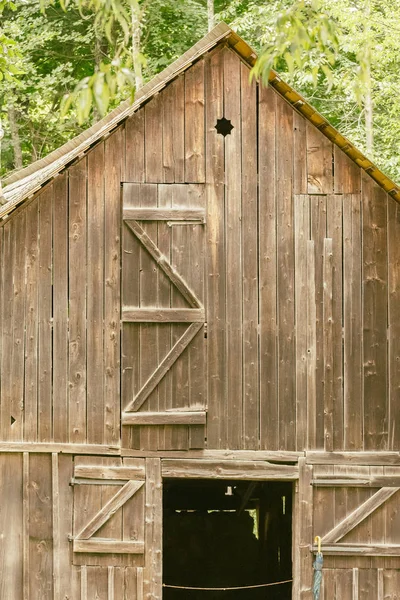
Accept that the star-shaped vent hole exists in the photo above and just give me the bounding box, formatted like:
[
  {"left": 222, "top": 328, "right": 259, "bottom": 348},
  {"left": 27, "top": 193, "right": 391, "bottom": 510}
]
[{"left": 215, "top": 117, "right": 234, "bottom": 137}]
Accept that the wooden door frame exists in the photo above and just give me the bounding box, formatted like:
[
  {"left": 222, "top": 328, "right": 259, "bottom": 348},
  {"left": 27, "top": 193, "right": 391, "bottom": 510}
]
[{"left": 160, "top": 457, "right": 300, "bottom": 598}]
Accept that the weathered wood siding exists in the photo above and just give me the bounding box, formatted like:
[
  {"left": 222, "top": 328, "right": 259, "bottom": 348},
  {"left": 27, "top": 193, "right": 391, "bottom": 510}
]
[
  {"left": 121, "top": 46, "right": 400, "bottom": 452},
  {"left": 0, "top": 46, "right": 399, "bottom": 454},
  {"left": 0, "top": 452, "right": 162, "bottom": 600},
  {"left": 0, "top": 133, "right": 123, "bottom": 445}
]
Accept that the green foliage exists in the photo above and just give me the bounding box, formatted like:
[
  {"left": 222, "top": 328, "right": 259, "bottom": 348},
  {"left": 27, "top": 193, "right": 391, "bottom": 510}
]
[
  {"left": 1, "top": 0, "right": 400, "bottom": 188},
  {"left": 251, "top": 0, "right": 339, "bottom": 87}
]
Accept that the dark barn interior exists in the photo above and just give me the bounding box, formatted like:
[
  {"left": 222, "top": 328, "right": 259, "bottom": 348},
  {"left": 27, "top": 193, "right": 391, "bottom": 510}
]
[{"left": 163, "top": 479, "right": 293, "bottom": 599}]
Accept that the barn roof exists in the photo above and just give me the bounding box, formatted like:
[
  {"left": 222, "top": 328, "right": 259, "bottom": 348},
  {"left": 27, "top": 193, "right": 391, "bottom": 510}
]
[{"left": 2, "top": 22, "right": 400, "bottom": 218}]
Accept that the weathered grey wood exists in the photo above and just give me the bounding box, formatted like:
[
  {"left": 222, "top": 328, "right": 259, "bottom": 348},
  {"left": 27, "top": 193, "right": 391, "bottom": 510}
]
[
  {"left": 76, "top": 480, "right": 144, "bottom": 540},
  {"left": 123, "top": 207, "right": 205, "bottom": 221},
  {"left": 87, "top": 143, "right": 105, "bottom": 445},
  {"left": 52, "top": 453, "right": 60, "bottom": 600},
  {"left": 68, "top": 159, "right": 87, "bottom": 444},
  {"left": 298, "top": 457, "right": 313, "bottom": 599},
  {"left": 322, "top": 487, "right": 399, "bottom": 543},
  {"left": 204, "top": 46, "right": 226, "bottom": 449},
  {"left": 258, "top": 85, "right": 278, "bottom": 451},
  {"left": 122, "top": 308, "right": 205, "bottom": 323},
  {"left": 126, "top": 219, "right": 202, "bottom": 308},
  {"left": 295, "top": 195, "right": 310, "bottom": 452},
  {"left": 125, "top": 322, "right": 203, "bottom": 412},
  {"left": 313, "top": 477, "right": 400, "bottom": 487},
  {"left": 161, "top": 459, "right": 299, "bottom": 480},
  {"left": 104, "top": 130, "right": 122, "bottom": 445},
  {"left": 74, "top": 464, "right": 145, "bottom": 481},
  {"left": 143, "top": 458, "right": 162, "bottom": 599},
  {"left": 52, "top": 174, "right": 68, "bottom": 442},
  {"left": 362, "top": 172, "right": 388, "bottom": 451},
  {"left": 73, "top": 540, "right": 144, "bottom": 554},
  {"left": 0, "top": 454, "right": 23, "bottom": 600},
  {"left": 307, "top": 240, "right": 317, "bottom": 449},
  {"left": 306, "top": 452, "right": 400, "bottom": 465},
  {"left": 0, "top": 442, "right": 120, "bottom": 454},
  {"left": 122, "top": 411, "right": 206, "bottom": 425},
  {"left": 122, "top": 448, "right": 302, "bottom": 461},
  {"left": 316, "top": 544, "right": 400, "bottom": 556},
  {"left": 184, "top": 58, "right": 205, "bottom": 182},
  {"left": 323, "top": 238, "right": 334, "bottom": 452},
  {"left": 241, "top": 60, "right": 258, "bottom": 450}
]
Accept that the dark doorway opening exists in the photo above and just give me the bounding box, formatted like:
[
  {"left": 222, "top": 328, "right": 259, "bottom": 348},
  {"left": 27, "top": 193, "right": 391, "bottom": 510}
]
[{"left": 163, "top": 479, "right": 292, "bottom": 599}]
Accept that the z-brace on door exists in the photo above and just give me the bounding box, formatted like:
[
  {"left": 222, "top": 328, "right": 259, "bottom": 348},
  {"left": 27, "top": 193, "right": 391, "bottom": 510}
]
[
  {"left": 72, "top": 457, "right": 162, "bottom": 598},
  {"left": 121, "top": 183, "right": 207, "bottom": 451}
]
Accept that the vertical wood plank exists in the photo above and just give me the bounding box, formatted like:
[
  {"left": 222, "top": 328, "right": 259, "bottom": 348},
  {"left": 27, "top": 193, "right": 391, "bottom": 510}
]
[
  {"left": 52, "top": 174, "right": 69, "bottom": 442},
  {"left": 137, "top": 567, "right": 144, "bottom": 600},
  {"left": 155, "top": 185, "right": 173, "bottom": 451},
  {"left": 121, "top": 184, "right": 141, "bottom": 450},
  {"left": 123, "top": 458, "right": 145, "bottom": 568},
  {"left": 306, "top": 240, "right": 317, "bottom": 449},
  {"left": 87, "top": 567, "right": 108, "bottom": 600},
  {"left": 334, "top": 146, "right": 361, "bottom": 194},
  {"left": 307, "top": 123, "right": 333, "bottom": 194},
  {"left": 145, "top": 96, "right": 163, "bottom": 183},
  {"left": 29, "top": 454, "right": 53, "bottom": 600},
  {"left": 1, "top": 222, "right": 14, "bottom": 441},
  {"left": 87, "top": 143, "right": 105, "bottom": 444},
  {"left": 81, "top": 566, "right": 88, "bottom": 600},
  {"left": 293, "top": 112, "right": 308, "bottom": 194},
  {"left": 58, "top": 454, "right": 78, "bottom": 599},
  {"left": 108, "top": 566, "right": 115, "bottom": 600},
  {"left": 104, "top": 131, "right": 122, "bottom": 445},
  {"left": 298, "top": 458, "right": 313, "bottom": 599},
  {"left": 259, "top": 85, "right": 278, "bottom": 450},
  {"left": 388, "top": 197, "right": 400, "bottom": 450},
  {"left": 224, "top": 49, "right": 242, "bottom": 449},
  {"left": 170, "top": 185, "right": 190, "bottom": 450},
  {"left": 323, "top": 238, "right": 334, "bottom": 452},
  {"left": 383, "top": 568, "right": 400, "bottom": 598},
  {"left": 138, "top": 185, "right": 159, "bottom": 451},
  {"left": 144, "top": 458, "right": 162, "bottom": 600},
  {"left": 353, "top": 568, "right": 359, "bottom": 600},
  {"left": 125, "top": 110, "right": 145, "bottom": 182},
  {"left": 241, "top": 61, "right": 259, "bottom": 450},
  {"left": 335, "top": 569, "right": 353, "bottom": 600},
  {"left": 52, "top": 454, "right": 60, "bottom": 600},
  {"left": 23, "top": 452, "right": 29, "bottom": 600},
  {"left": 295, "top": 195, "right": 310, "bottom": 451},
  {"left": 205, "top": 47, "right": 226, "bottom": 449},
  {"left": 24, "top": 200, "right": 39, "bottom": 442},
  {"left": 0, "top": 453, "right": 23, "bottom": 600},
  {"left": 69, "top": 159, "right": 87, "bottom": 443},
  {"left": 326, "top": 195, "right": 344, "bottom": 450},
  {"left": 343, "top": 194, "right": 363, "bottom": 450},
  {"left": 276, "top": 93, "right": 296, "bottom": 450},
  {"left": 162, "top": 76, "right": 185, "bottom": 183},
  {"left": 10, "top": 209, "right": 26, "bottom": 441},
  {"left": 185, "top": 185, "right": 206, "bottom": 449},
  {"left": 185, "top": 59, "right": 205, "bottom": 183},
  {"left": 38, "top": 186, "right": 53, "bottom": 442},
  {"left": 311, "top": 196, "right": 327, "bottom": 449},
  {"left": 362, "top": 173, "right": 388, "bottom": 450}
]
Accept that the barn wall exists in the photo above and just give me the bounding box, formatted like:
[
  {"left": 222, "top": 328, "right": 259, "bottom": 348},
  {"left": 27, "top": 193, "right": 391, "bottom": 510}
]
[
  {"left": 0, "top": 131, "right": 123, "bottom": 445},
  {"left": 0, "top": 45, "right": 399, "bottom": 452}
]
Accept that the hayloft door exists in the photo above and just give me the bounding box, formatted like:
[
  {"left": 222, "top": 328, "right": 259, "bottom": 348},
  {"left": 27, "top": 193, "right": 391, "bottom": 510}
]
[{"left": 121, "top": 183, "right": 207, "bottom": 451}]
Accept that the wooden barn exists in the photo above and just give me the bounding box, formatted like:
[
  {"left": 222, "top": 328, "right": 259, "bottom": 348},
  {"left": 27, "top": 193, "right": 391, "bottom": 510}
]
[{"left": 1, "top": 22, "right": 400, "bottom": 600}]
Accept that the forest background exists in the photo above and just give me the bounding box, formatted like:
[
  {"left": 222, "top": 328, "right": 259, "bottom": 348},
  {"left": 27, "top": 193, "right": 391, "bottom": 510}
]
[{"left": 0, "top": 0, "right": 399, "bottom": 185}]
